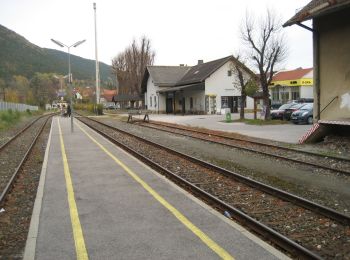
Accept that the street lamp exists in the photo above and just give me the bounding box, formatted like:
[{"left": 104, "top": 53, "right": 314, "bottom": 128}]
[
  {"left": 53, "top": 74, "right": 68, "bottom": 96},
  {"left": 51, "top": 39, "right": 86, "bottom": 133}
]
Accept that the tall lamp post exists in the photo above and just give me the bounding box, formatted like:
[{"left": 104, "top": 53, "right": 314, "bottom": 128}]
[
  {"left": 51, "top": 39, "right": 86, "bottom": 133},
  {"left": 93, "top": 3, "right": 100, "bottom": 107}
]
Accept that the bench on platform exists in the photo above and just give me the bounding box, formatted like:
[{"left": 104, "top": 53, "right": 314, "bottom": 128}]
[{"left": 127, "top": 110, "right": 149, "bottom": 123}]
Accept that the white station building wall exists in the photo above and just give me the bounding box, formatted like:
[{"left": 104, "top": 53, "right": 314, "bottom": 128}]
[
  {"left": 145, "top": 76, "right": 167, "bottom": 112},
  {"left": 205, "top": 61, "right": 254, "bottom": 111}
]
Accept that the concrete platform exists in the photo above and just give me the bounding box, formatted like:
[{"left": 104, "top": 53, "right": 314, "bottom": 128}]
[{"left": 24, "top": 116, "right": 289, "bottom": 259}]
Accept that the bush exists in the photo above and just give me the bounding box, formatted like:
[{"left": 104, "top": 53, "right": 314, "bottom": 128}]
[
  {"left": 0, "top": 109, "right": 23, "bottom": 130},
  {"left": 96, "top": 104, "right": 103, "bottom": 115},
  {"left": 74, "top": 103, "right": 103, "bottom": 115}
]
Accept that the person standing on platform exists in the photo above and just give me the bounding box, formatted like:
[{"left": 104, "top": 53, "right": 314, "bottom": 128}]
[{"left": 67, "top": 104, "right": 71, "bottom": 117}]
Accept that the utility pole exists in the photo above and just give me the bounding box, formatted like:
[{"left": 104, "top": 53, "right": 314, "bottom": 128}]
[{"left": 94, "top": 2, "right": 100, "bottom": 106}]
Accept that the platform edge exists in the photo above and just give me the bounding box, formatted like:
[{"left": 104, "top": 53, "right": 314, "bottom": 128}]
[{"left": 23, "top": 117, "right": 54, "bottom": 260}]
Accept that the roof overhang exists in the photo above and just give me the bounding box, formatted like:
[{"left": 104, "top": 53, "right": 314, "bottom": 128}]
[
  {"left": 158, "top": 83, "right": 205, "bottom": 93},
  {"left": 283, "top": 0, "right": 350, "bottom": 27}
]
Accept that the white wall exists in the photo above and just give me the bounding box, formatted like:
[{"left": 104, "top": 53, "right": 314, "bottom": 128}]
[
  {"left": 205, "top": 61, "right": 254, "bottom": 111},
  {"left": 300, "top": 70, "right": 314, "bottom": 99},
  {"left": 300, "top": 86, "right": 313, "bottom": 98},
  {"left": 146, "top": 76, "right": 166, "bottom": 112},
  {"left": 246, "top": 96, "right": 254, "bottom": 109},
  {"left": 183, "top": 90, "right": 205, "bottom": 112}
]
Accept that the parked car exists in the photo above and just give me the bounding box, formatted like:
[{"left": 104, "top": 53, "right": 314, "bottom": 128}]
[
  {"left": 107, "top": 104, "right": 117, "bottom": 110},
  {"left": 296, "top": 98, "right": 314, "bottom": 103},
  {"left": 270, "top": 103, "right": 297, "bottom": 120},
  {"left": 291, "top": 103, "right": 313, "bottom": 124},
  {"left": 283, "top": 103, "right": 309, "bottom": 121}
]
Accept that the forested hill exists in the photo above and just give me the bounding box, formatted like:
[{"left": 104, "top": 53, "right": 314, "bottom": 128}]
[{"left": 0, "top": 24, "right": 112, "bottom": 81}]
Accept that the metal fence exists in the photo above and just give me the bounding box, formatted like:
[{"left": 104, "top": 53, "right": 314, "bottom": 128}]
[{"left": 0, "top": 101, "right": 39, "bottom": 112}]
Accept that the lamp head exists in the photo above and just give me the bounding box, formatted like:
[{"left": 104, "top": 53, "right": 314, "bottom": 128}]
[
  {"left": 51, "top": 39, "right": 65, "bottom": 47},
  {"left": 73, "top": 39, "right": 86, "bottom": 48}
]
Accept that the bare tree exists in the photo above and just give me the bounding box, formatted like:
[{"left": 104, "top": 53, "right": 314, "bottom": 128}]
[
  {"left": 231, "top": 56, "right": 256, "bottom": 120},
  {"left": 112, "top": 36, "right": 155, "bottom": 96},
  {"left": 241, "top": 9, "right": 287, "bottom": 119}
]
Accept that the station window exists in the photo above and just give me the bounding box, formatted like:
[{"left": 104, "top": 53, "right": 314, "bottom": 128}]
[
  {"left": 150, "top": 96, "right": 152, "bottom": 107},
  {"left": 227, "top": 70, "right": 232, "bottom": 77},
  {"left": 280, "top": 89, "right": 289, "bottom": 104},
  {"left": 221, "top": 96, "right": 228, "bottom": 108},
  {"left": 291, "top": 87, "right": 300, "bottom": 100},
  {"left": 272, "top": 88, "right": 279, "bottom": 101},
  {"left": 190, "top": 97, "right": 193, "bottom": 109},
  {"left": 154, "top": 96, "right": 157, "bottom": 107}
]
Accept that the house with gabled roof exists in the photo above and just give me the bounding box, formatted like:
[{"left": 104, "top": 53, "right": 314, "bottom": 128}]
[
  {"left": 141, "top": 56, "right": 255, "bottom": 114},
  {"left": 269, "top": 67, "right": 313, "bottom": 106}
]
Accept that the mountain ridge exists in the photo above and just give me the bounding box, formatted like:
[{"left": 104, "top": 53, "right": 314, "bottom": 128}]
[{"left": 0, "top": 24, "right": 112, "bottom": 82}]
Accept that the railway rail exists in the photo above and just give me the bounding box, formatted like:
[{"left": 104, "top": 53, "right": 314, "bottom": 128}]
[
  {"left": 77, "top": 114, "right": 350, "bottom": 259},
  {"left": 134, "top": 120, "right": 350, "bottom": 176},
  {"left": 0, "top": 114, "right": 53, "bottom": 204},
  {"left": 0, "top": 115, "right": 43, "bottom": 150}
]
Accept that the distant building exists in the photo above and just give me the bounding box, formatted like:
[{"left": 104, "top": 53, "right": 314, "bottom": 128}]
[
  {"left": 113, "top": 94, "right": 143, "bottom": 109},
  {"left": 269, "top": 68, "right": 313, "bottom": 106},
  {"left": 142, "top": 56, "right": 256, "bottom": 114},
  {"left": 100, "top": 88, "right": 117, "bottom": 107},
  {"left": 76, "top": 87, "right": 95, "bottom": 103},
  {"left": 113, "top": 71, "right": 143, "bottom": 109}
]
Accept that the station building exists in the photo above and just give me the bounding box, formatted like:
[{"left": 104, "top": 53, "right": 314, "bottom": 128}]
[
  {"left": 269, "top": 68, "right": 313, "bottom": 106},
  {"left": 142, "top": 56, "right": 256, "bottom": 114},
  {"left": 284, "top": 0, "right": 350, "bottom": 143}
]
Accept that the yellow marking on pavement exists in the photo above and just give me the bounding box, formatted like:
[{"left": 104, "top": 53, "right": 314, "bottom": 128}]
[
  {"left": 76, "top": 122, "right": 234, "bottom": 260},
  {"left": 58, "top": 119, "right": 89, "bottom": 260}
]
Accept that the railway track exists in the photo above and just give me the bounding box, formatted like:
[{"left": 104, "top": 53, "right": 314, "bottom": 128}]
[
  {"left": 77, "top": 115, "right": 350, "bottom": 259},
  {"left": 0, "top": 115, "right": 43, "bottom": 150},
  {"left": 0, "top": 114, "right": 53, "bottom": 204},
  {"left": 134, "top": 120, "right": 350, "bottom": 176}
]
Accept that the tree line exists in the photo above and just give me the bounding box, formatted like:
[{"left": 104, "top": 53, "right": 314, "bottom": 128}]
[{"left": 0, "top": 73, "right": 59, "bottom": 107}]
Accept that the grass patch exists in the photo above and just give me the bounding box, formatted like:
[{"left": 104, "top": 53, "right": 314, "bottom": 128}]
[
  {"left": 0, "top": 109, "right": 40, "bottom": 131},
  {"left": 222, "top": 118, "right": 290, "bottom": 125}
]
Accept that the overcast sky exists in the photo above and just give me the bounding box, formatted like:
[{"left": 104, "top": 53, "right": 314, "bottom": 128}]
[{"left": 1, "top": 0, "right": 313, "bottom": 70}]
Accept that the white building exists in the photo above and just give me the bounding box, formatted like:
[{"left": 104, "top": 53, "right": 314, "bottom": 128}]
[{"left": 142, "top": 56, "right": 255, "bottom": 114}]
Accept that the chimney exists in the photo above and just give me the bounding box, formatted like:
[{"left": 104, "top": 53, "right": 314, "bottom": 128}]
[
  {"left": 180, "top": 64, "right": 184, "bottom": 67},
  {"left": 197, "top": 60, "right": 203, "bottom": 65}
]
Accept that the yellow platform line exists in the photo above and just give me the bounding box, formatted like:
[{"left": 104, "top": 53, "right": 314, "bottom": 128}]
[
  {"left": 76, "top": 122, "right": 234, "bottom": 260},
  {"left": 58, "top": 119, "right": 89, "bottom": 260}
]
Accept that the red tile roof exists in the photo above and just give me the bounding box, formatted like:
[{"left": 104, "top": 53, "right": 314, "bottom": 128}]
[
  {"left": 101, "top": 88, "right": 117, "bottom": 102},
  {"left": 272, "top": 68, "right": 313, "bottom": 81}
]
